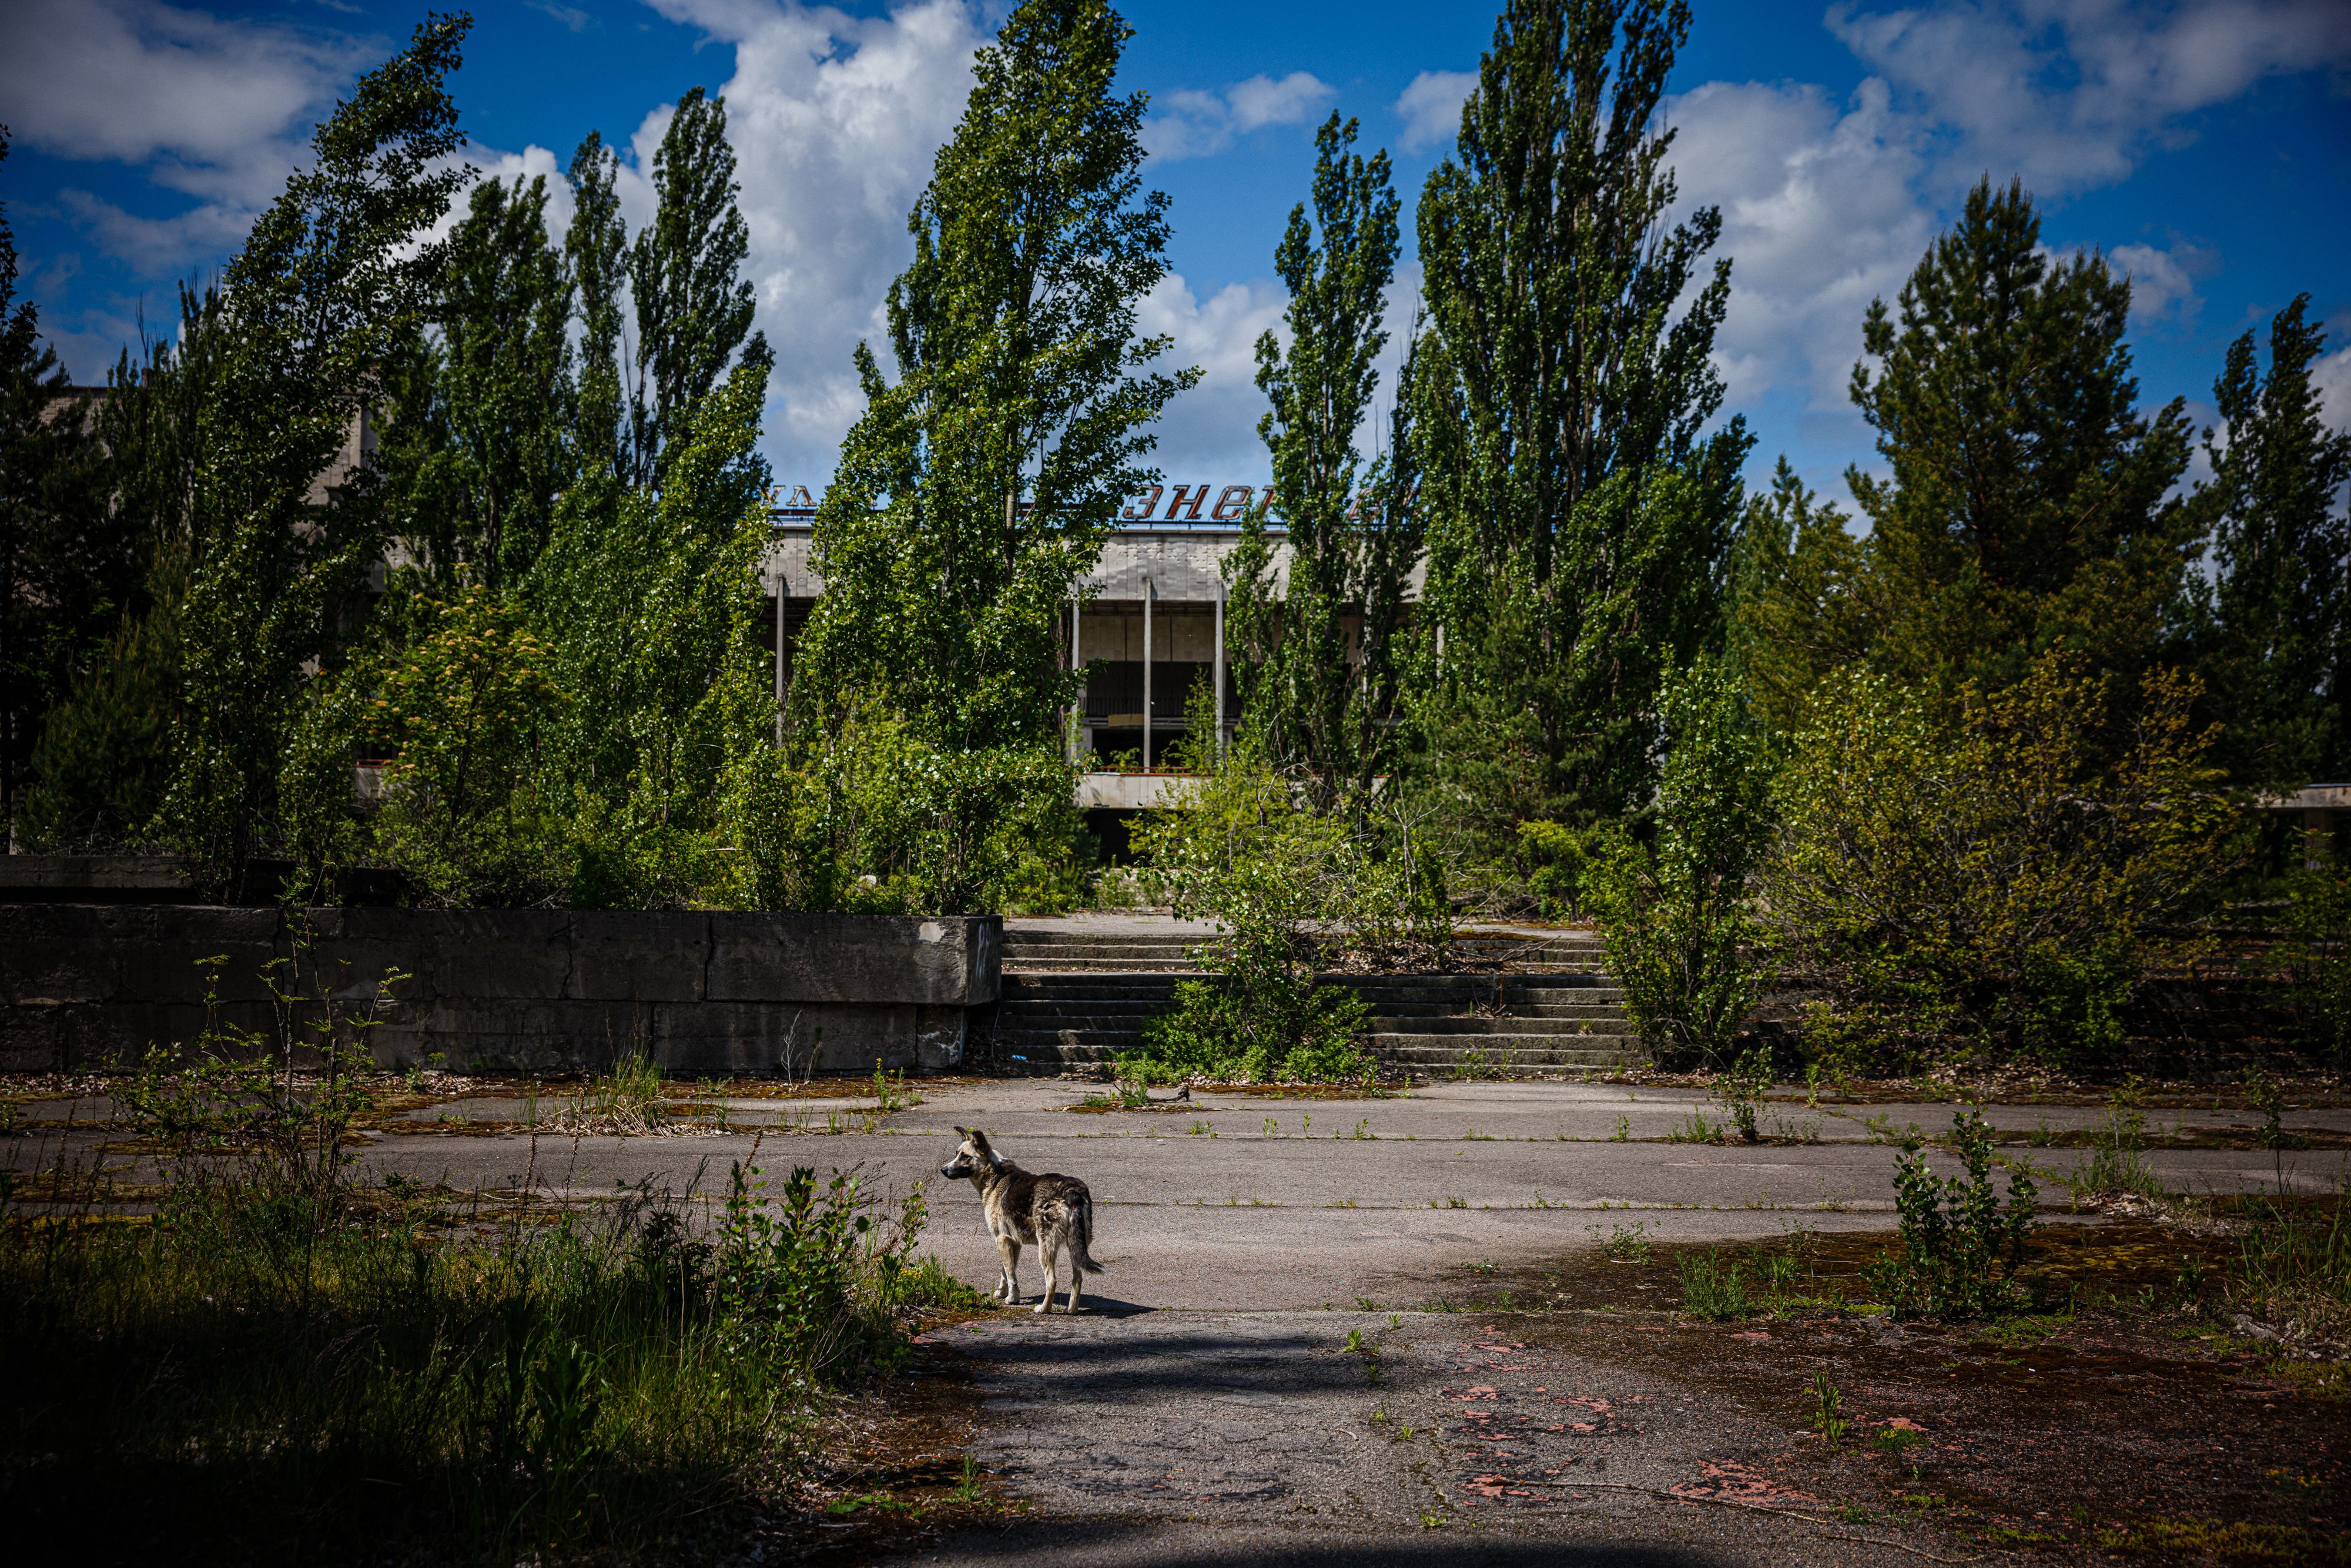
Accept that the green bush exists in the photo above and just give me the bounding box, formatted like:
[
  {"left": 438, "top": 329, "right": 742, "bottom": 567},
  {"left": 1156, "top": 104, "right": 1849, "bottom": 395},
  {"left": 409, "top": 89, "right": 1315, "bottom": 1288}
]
[
  {"left": 1766, "top": 655, "right": 2239, "bottom": 1069},
  {"left": 1130, "top": 715, "right": 1375, "bottom": 1083},
  {"left": 1867, "top": 1108, "right": 2038, "bottom": 1319},
  {"left": 1585, "top": 656, "right": 1773, "bottom": 1068}
]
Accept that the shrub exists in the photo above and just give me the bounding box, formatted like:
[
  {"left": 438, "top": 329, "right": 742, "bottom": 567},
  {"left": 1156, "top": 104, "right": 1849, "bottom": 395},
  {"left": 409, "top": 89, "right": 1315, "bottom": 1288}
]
[
  {"left": 1679, "top": 1249, "right": 1754, "bottom": 1319},
  {"left": 1585, "top": 656, "right": 1773, "bottom": 1067},
  {"left": 1766, "top": 655, "right": 2239, "bottom": 1069},
  {"left": 1130, "top": 716, "right": 1375, "bottom": 1083},
  {"left": 1867, "top": 1108, "right": 2038, "bottom": 1319}
]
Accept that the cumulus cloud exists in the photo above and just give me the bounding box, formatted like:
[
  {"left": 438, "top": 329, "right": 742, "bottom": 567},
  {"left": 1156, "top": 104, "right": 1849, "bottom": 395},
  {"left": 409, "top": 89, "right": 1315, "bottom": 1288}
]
[
  {"left": 1143, "top": 71, "right": 1334, "bottom": 162},
  {"left": 1393, "top": 69, "right": 1477, "bottom": 153},
  {"left": 2108, "top": 238, "right": 2216, "bottom": 326},
  {"left": 1130, "top": 273, "right": 1287, "bottom": 478},
  {"left": 2315, "top": 344, "right": 2351, "bottom": 435},
  {"left": 0, "top": 0, "right": 367, "bottom": 210},
  {"left": 638, "top": 0, "right": 989, "bottom": 479},
  {"left": 1828, "top": 0, "right": 2351, "bottom": 194},
  {"left": 1665, "top": 77, "right": 1934, "bottom": 427}
]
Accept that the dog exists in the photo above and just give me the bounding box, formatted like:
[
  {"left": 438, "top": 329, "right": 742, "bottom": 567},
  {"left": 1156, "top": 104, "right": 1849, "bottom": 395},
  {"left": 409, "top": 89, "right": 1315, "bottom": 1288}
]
[{"left": 939, "top": 1126, "right": 1104, "bottom": 1313}]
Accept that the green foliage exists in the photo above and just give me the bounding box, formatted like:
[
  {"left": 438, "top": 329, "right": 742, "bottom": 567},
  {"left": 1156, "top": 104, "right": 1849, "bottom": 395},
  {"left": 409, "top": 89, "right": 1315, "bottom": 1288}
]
[
  {"left": 1408, "top": 0, "right": 1751, "bottom": 845},
  {"left": 1726, "top": 457, "right": 1870, "bottom": 737},
  {"left": 1712, "top": 1040, "right": 1774, "bottom": 1143},
  {"left": 2073, "top": 1076, "right": 2164, "bottom": 1201},
  {"left": 0, "top": 126, "right": 118, "bottom": 832},
  {"left": 161, "top": 16, "right": 473, "bottom": 892},
  {"left": 1767, "top": 655, "right": 2241, "bottom": 1067},
  {"left": 1678, "top": 1248, "right": 1754, "bottom": 1320},
  {"left": 1844, "top": 177, "right": 2195, "bottom": 700},
  {"left": 377, "top": 172, "right": 576, "bottom": 589},
  {"left": 2192, "top": 294, "right": 2351, "bottom": 787},
  {"left": 1228, "top": 113, "right": 1412, "bottom": 813},
  {"left": 1512, "top": 817, "right": 1608, "bottom": 920},
  {"left": 1586, "top": 655, "right": 1772, "bottom": 1067},
  {"left": 625, "top": 87, "right": 766, "bottom": 490},
  {"left": 346, "top": 584, "right": 571, "bottom": 906},
  {"left": 18, "top": 567, "right": 180, "bottom": 849},
  {"left": 1131, "top": 722, "right": 1374, "bottom": 1083},
  {"left": 2231, "top": 1193, "right": 2351, "bottom": 1331},
  {"left": 794, "top": 0, "right": 1194, "bottom": 761},
  {"left": 1867, "top": 1109, "right": 2038, "bottom": 1319},
  {"left": 2263, "top": 867, "right": 2351, "bottom": 1063}
]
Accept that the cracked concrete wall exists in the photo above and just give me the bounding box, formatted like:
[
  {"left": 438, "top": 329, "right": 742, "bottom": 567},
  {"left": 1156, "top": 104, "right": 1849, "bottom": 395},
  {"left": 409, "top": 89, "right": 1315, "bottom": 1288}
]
[{"left": 0, "top": 906, "right": 1000, "bottom": 1075}]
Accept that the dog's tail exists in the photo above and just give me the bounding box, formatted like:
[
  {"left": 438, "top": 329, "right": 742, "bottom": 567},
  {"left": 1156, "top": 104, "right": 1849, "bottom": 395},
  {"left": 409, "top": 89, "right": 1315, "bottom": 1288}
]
[{"left": 1070, "top": 1192, "right": 1107, "bottom": 1274}]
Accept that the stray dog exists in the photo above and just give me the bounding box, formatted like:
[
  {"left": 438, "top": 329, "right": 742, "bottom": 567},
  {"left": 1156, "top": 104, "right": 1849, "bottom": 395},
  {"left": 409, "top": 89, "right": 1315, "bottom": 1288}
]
[{"left": 939, "top": 1127, "right": 1104, "bottom": 1313}]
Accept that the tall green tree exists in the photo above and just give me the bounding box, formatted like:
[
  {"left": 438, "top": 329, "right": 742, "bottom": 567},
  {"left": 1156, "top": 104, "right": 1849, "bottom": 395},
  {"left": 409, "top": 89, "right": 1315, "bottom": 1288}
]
[
  {"left": 160, "top": 15, "right": 471, "bottom": 890},
  {"left": 0, "top": 126, "right": 115, "bottom": 835},
  {"left": 1409, "top": 0, "right": 1750, "bottom": 845},
  {"left": 380, "top": 172, "right": 575, "bottom": 588},
  {"left": 567, "top": 131, "right": 629, "bottom": 477},
  {"left": 1845, "top": 177, "right": 2194, "bottom": 699},
  {"left": 626, "top": 88, "right": 765, "bottom": 489},
  {"left": 2194, "top": 294, "right": 2351, "bottom": 787},
  {"left": 1227, "top": 113, "right": 1412, "bottom": 813},
  {"left": 793, "top": 0, "right": 1195, "bottom": 756},
  {"left": 1725, "top": 457, "right": 1869, "bottom": 737}
]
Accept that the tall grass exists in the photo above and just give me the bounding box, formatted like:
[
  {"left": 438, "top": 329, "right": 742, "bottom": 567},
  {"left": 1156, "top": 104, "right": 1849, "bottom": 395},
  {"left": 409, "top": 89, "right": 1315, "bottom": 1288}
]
[
  {"left": 1, "top": 1158, "right": 956, "bottom": 1561},
  {"left": 2232, "top": 1192, "right": 2351, "bottom": 1338}
]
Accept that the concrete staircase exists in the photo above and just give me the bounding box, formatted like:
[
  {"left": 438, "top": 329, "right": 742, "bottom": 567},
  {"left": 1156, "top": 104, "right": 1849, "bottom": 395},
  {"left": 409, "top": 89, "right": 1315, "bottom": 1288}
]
[{"left": 982, "top": 927, "right": 1640, "bottom": 1076}]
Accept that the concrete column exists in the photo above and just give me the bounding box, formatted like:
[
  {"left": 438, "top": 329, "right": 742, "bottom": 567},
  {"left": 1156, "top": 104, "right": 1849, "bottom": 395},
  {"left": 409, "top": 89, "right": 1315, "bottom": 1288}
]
[
  {"left": 1142, "top": 575, "right": 1155, "bottom": 770},
  {"left": 1069, "top": 595, "right": 1084, "bottom": 766},
  {"left": 772, "top": 570, "right": 788, "bottom": 750},
  {"left": 1214, "top": 572, "right": 1226, "bottom": 762}
]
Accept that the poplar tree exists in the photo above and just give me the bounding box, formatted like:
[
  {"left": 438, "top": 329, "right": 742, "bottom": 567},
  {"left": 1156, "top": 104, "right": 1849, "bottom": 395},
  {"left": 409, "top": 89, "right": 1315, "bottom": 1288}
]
[
  {"left": 794, "top": 0, "right": 1195, "bottom": 753},
  {"left": 566, "top": 132, "right": 628, "bottom": 475},
  {"left": 2197, "top": 294, "right": 2351, "bottom": 785},
  {"left": 1227, "top": 113, "right": 1411, "bottom": 813},
  {"left": 1409, "top": 0, "right": 1749, "bottom": 843},
  {"left": 1846, "top": 177, "right": 2193, "bottom": 698},
  {"left": 160, "top": 15, "right": 471, "bottom": 890},
  {"left": 626, "top": 88, "right": 765, "bottom": 489},
  {"left": 1724, "top": 458, "right": 1868, "bottom": 737},
  {"left": 379, "top": 172, "right": 575, "bottom": 588}
]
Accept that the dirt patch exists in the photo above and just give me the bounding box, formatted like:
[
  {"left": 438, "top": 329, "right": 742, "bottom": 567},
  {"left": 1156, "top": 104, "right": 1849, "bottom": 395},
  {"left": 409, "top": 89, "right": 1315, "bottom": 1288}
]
[{"left": 1432, "top": 1222, "right": 2351, "bottom": 1561}]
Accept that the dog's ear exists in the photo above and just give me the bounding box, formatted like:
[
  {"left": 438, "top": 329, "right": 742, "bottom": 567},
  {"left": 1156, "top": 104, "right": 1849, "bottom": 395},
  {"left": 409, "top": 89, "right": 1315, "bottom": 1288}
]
[
  {"left": 952, "top": 1125, "right": 968, "bottom": 1138},
  {"left": 968, "top": 1127, "right": 993, "bottom": 1150}
]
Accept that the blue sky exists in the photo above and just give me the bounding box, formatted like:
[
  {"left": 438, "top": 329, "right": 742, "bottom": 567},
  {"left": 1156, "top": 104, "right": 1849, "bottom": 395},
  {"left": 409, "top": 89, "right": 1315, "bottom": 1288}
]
[{"left": 4, "top": 0, "right": 2348, "bottom": 508}]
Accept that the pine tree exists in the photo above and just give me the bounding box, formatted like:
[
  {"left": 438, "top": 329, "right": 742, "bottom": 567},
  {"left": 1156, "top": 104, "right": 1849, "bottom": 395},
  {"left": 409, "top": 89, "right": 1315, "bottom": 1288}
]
[
  {"left": 1228, "top": 113, "right": 1411, "bottom": 813},
  {"left": 2198, "top": 294, "right": 2351, "bottom": 786},
  {"left": 793, "top": 0, "right": 1195, "bottom": 754},
  {"left": 626, "top": 88, "right": 765, "bottom": 488},
  {"left": 160, "top": 16, "right": 471, "bottom": 890},
  {"left": 0, "top": 127, "right": 114, "bottom": 834},
  {"left": 1409, "top": 0, "right": 1750, "bottom": 843},
  {"left": 1846, "top": 177, "right": 2194, "bottom": 698}
]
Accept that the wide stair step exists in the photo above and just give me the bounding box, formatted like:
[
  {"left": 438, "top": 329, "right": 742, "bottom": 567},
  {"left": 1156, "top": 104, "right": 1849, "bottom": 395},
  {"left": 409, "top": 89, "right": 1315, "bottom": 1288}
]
[{"left": 982, "top": 963, "right": 1642, "bottom": 1074}]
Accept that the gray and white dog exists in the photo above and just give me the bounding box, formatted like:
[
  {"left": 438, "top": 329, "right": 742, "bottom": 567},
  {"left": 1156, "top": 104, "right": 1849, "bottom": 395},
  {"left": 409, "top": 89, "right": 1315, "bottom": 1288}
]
[{"left": 940, "top": 1126, "right": 1104, "bottom": 1313}]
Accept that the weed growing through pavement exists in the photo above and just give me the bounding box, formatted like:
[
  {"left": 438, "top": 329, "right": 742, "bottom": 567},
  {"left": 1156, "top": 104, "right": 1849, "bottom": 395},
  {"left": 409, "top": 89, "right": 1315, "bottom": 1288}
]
[
  {"left": 1188, "top": 1120, "right": 1211, "bottom": 1135},
  {"left": 1712, "top": 1042, "right": 1773, "bottom": 1143},
  {"left": 2246, "top": 1067, "right": 2304, "bottom": 1191},
  {"left": 1263, "top": 1115, "right": 1280, "bottom": 1138},
  {"left": 1679, "top": 1249, "right": 1754, "bottom": 1319},
  {"left": 1667, "top": 1109, "right": 1727, "bottom": 1144},
  {"left": 1869, "top": 1108, "right": 2038, "bottom": 1319},
  {"left": 2074, "top": 1076, "right": 2164, "bottom": 1201},
  {"left": 1612, "top": 1114, "right": 1630, "bottom": 1141},
  {"left": 1592, "top": 1221, "right": 1653, "bottom": 1262},
  {"left": 1349, "top": 1117, "right": 1371, "bottom": 1140},
  {"left": 1811, "top": 1373, "right": 1848, "bottom": 1443},
  {"left": 1874, "top": 1422, "right": 1928, "bottom": 1477}
]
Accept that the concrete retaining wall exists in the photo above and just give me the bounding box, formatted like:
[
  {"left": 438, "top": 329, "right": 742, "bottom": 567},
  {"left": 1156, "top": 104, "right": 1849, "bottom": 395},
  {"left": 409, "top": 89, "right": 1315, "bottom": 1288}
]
[{"left": 0, "top": 905, "right": 1000, "bottom": 1076}]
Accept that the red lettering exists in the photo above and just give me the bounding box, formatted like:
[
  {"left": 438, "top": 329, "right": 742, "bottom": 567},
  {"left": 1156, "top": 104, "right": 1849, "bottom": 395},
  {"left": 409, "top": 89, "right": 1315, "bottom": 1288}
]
[
  {"left": 1166, "top": 483, "right": 1208, "bottom": 520},
  {"left": 1122, "top": 485, "right": 1164, "bottom": 521},
  {"left": 1212, "top": 485, "right": 1255, "bottom": 521}
]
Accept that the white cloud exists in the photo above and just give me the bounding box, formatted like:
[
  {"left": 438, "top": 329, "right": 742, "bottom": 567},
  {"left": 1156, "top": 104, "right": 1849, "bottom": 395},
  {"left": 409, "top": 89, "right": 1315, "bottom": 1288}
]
[
  {"left": 0, "top": 0, "right": 367, "bottom": 209},
  {"left": 2315, "top": 344, "right": 2351, "bottom": 435},
  {"left": 1393, "top": 69, "right": 1477, "bottom": 154},
  {"left": 1665, "top": 77, "right": 1934, "bottom": 426},
  {"left": 1828, "top": 0, "right": 2351, "bottom": 194},
  {"left": 525, "top": 0, "right": 597, "bottom": 32},
  {"left": 639, "top": 0, "right": 990, "bottom": 480},
  {"left": 1143, "top": 72, "right": 1334, "bottom": 162},
  {"left": 1133, "top": 273, "right": 1287, "bottom": 478},
  {"left": 2109, "top": 238, "right": 2215, "bottom": 326}
]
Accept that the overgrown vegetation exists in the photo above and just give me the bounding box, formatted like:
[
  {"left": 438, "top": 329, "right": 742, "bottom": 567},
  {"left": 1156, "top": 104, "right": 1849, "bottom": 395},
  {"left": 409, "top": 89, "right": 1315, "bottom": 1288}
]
[
  {"left": 1867, "top": 1110, "right": 2039, "bottom": 1319},
  {"left": 3, "top": 965, "right": 966, "bottom": 1560}
]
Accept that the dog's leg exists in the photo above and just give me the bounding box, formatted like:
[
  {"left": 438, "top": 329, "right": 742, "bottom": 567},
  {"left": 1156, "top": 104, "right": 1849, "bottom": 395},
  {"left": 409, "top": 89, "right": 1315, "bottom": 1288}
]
[
  {"left": 1035, "top": 1240, "right": 1057, "bottom": 1315},
  {"left": 997, "top": 1235, "right": 1020, "bottom": 1305},
  {"left": 1067, "top": 1232, "right": 1083, "bottom": 1314}
]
